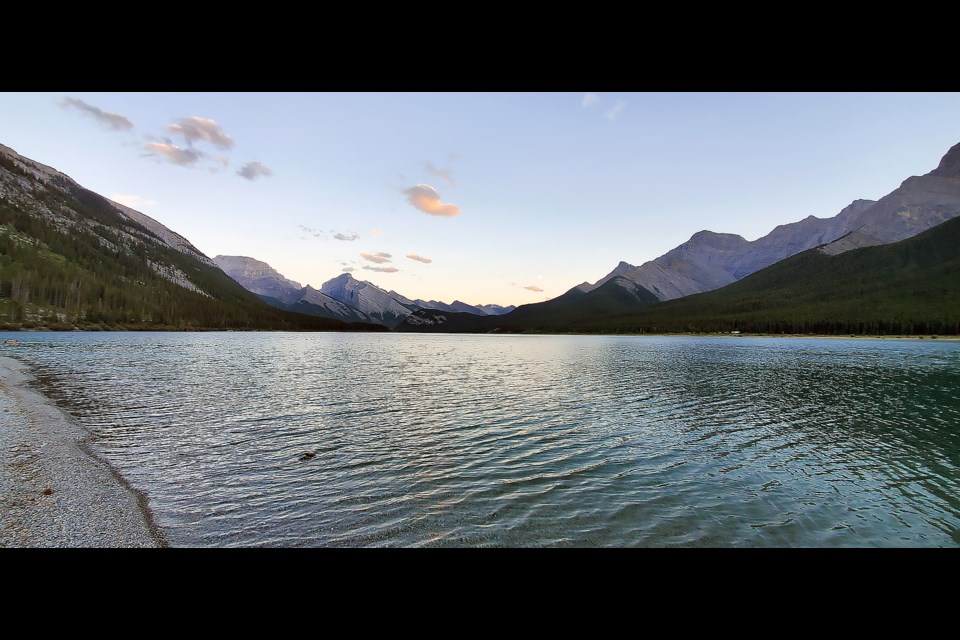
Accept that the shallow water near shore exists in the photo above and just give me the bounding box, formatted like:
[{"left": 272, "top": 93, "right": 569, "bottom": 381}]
[{"left": 6, "top": 331, "right": 960, "bottom": 546}]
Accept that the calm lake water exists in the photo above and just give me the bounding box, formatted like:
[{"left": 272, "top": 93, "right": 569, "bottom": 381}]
[{"left": 7, "top": 332, "right": 960, "bottom": 546}]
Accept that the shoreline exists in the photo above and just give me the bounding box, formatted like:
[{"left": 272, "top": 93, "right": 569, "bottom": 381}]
[
  {"left": 0, "top": 356, "right": 165, "bottom": 547},
  {"left": 3, "top": 327, "right": 960, "bottom": 342}
]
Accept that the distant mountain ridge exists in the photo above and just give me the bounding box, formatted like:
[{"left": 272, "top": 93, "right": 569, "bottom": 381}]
[
  {"left": 217, "top": 255, "right": 515, "bottom": 327},
  {"left": 585, "top": 141, "right": 960, "bottom": 301},
  {"left": 400, "top": 138, "right": 960, "bottom": 334}
]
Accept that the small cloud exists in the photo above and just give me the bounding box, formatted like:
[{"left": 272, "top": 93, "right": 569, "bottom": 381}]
[
  {"left": 342, "top": 267, "right": 354, "bottom": 272},
  {"left": 298, "top": 224, "right": 323, "bottom": 238},
  {"left": 403, "top": 184, "right": 460, "bottom": 217},
  {"left": 216, "top": 156, "right": 230, "bottom": 168},
  {"left": 237, "top": 161, "right": 273, "bottom": 181},
  {"left": 406, "top": 253, "right": 432, "bottom": 264},
  {"left": 333, "top": 232, "right": 359, "bottom": 241},
  {"left": 424, "top": 162, "right": 455, "bottom": 187},
  {"left": 363, "top": 265, "right": 399, "bottom": 273},
  {"left": 581, "top": 92, "right": 599, "bottom": 108},
  {"left": 60, "top": 97, "right": 133, "bottom": 131},
  {"left": 524, "top": 285, "right": 544, "bottom": 292},
  {"left": 370, "top": 229, "right": 383, "bottom": 236},
  {"left": 167, "top": 116, "right": 234, "bottom": 150},
  {"left": 110, "top": 194, "right": 158, "bottom": 209},
  {"left": 604, "top": 100, "right": 626, "bottom": 121},
  {"left": 360, "top": 251, "right": 392, "bottom": 264},
  {"left": 144, "top": 141, "right": 203, "bottom": 167}
]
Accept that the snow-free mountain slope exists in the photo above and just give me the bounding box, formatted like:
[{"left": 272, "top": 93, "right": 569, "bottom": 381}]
[{"left": 214, "top": 255, "right": 303, "bottom": 303}]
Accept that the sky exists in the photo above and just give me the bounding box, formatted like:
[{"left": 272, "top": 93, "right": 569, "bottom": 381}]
[{"left": 3, "top": 92, "right": 960, "bottom": 306}]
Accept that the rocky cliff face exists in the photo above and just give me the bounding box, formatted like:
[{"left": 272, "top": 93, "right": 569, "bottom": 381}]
[
  {"left": 820, "top": 164, "right": 960, "bottom": 255},
  {"left": 0, "top": 143, "right": 215, "bottom": 297},
  {"left": 213, "top": 255, "right": 302, "bottom": 303},
  {"left": 320, "top": 273, "right": 417, "bottom": 328}
]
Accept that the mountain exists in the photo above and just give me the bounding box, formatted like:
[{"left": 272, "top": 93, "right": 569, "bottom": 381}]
[
  {"left": 584, "top": 142, "right": 960, "bottom": 302},
  {"left": 476, "top": 304, "right": 516, "bottom": 316},
  {"left": 401, "top": 216, "right": 960, "bottom": 335},
  {"left": 213, "top": 255, "right": 303, "bottom": 303},
  {"left": 320, "top": 273, "right": 418, "bottom": 328},
  {"left": 214, "top": 255, "right": 377, "bottom": 324},
  {"left": 284, "top": 285, "right": 377, "bottom": 324},
  {"left": 400, "top": 140, "right": 960, "bottom": 335},
  {"left": 0, "top": 144, "right": 384, "bottom": 332},
  {"left": 412, "top": 299, "right": 515, "bottom": 316},
  {"left": 398, "top": 274, "right": 659, "bottom": 333},
  {"left": 571, "top": 215, "right": 960, "bottom": 335},
  {"left": 216, "top": 257, "right": 516, "bottom": 327},
  {"left": 585, "top": 198, "right": 877, "bottom": 301}
]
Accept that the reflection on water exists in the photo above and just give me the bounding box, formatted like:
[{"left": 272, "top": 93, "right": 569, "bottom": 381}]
[{"left": 10, "top": 332, "right": 960, "bottom": 546}]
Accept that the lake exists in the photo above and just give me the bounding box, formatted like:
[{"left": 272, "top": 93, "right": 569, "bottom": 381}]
[{"left": 8, "top": 332, "right": 960, "bottom": 546}]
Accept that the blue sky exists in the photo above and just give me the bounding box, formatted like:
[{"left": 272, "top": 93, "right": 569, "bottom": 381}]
[{"left": 3, "top": 92, "right": 960, "bottom": 305}]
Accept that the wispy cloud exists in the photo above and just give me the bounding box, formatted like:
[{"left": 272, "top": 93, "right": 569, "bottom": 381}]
[
  {"left": 110, "top": 194, "right": 157, "bottom": 209},
  {"left": 370, "top": 229, "right": 383, "bottom": 236},
  {"left": 333, "top": 232, "right": 359, "bottom": 241},
  {"left": 60, "top": 97, "right": 133, "bottom": 131},
  {"left": 237, "top": 161, "right": 273, "bottom": 181},
  {"left": 342, "top": 267, "right": 355, "bottom": 272},
  {"left": 144, "top": 141, "right": 202, "bottom": 167},
  {"left": 604, "top": 100, "right": 626, "bottom": 120},
  {"left": 524, "top": 285, "right": 544, "bottom": 292},
  {"left": 167, "top": 116, "right": 234, "bottom": 150},
  {"left": 403, "top": 184, "right": 460, "bottom": 217},
  {"left": 424, "top": 162, "right": 455, "bottom": 187},
  {"left": 298, "top": 224, "right": 323, "bottom": 238},
  {"left": 363, "top": 265, "right": 399, "bottom": 273},
  {"left": 406, "top": 253, "right": 432, "bottom": 264},
  {"left": 360, "top": 251, "right": 392, "bottom": 264},
  {"left": 581, "top": 92, "right": 599, "bottom": 108}
]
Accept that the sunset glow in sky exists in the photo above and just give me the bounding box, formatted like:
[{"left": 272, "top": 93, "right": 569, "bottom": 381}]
[{"left": 3, "top": 92, "right": 960, "bottom": 305}]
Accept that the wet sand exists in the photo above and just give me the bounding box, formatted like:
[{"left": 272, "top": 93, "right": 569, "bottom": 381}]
[{"left": 0, "top": 356, "right": 164, "bottom": 547}]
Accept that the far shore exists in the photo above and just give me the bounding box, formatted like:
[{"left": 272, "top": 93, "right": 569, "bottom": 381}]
[
  {"left": 0, "top": 356, "right": 164, "bottom": 548},
  {"left": 1, "top": 327, "right": 958, "bottom": 342}
]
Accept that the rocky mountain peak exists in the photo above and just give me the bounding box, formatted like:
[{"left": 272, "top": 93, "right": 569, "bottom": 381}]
[{"left": 928, "top": 141, "right": 960, "bottom": 179}]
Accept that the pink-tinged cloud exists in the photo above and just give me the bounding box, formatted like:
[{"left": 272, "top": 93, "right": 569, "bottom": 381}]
[
  {"left": 360, "top": 251, "right": 392, "bottom": 264},
  {"left": 370, "top": 229, "right": 383, "bottom": 236},
  {"left": 60, "top": 97, "right": 133, "bottom": 131},
  {"left": 581, "top": 92, "right": 599, "bottom": 108},
  {"left": 363, "top": 265, "right": 399, "bottom": 273},
  {"left": 524, "top": 285, "right": 544, "bottom": 292},
  {"left": 403, "top": 184, "right": 460, "bottom": 217},
  {"left": 144, "top": 142, "right": 203, "bottom": 166},
  {"left": 406, "top": 253, "right": 432, "bottom": 264},
  {"left": 167, "top": 116, "right": 235, "bottom": 150}
]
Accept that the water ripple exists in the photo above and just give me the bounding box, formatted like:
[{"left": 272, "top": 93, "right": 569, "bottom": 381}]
[{"left": 9, "top": 332, "right": 960, "bottom": 546}]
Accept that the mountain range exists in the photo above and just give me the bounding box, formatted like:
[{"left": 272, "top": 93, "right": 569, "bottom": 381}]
[
  {"left": 399, "top": 140, "right": 960, "bottom": 333},
  {"left": 213, "top": 255, "right": 515, "bottom": 328},
  {"left": 2, "top": 139, "right": 959, "bottom": 335}
]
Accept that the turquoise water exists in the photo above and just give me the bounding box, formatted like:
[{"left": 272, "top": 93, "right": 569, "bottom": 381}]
[{"left": 8, "top": 332, "right": 960, "bottom": 546}]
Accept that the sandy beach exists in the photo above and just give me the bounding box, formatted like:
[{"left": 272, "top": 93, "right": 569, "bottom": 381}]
[{"left": 0, "top": 356, "right": 164, "bottom": 547}]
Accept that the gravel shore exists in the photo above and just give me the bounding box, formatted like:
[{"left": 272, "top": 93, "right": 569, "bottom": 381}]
[{"left": 0, "top": 356, "right": 164, "bottom": 547}]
